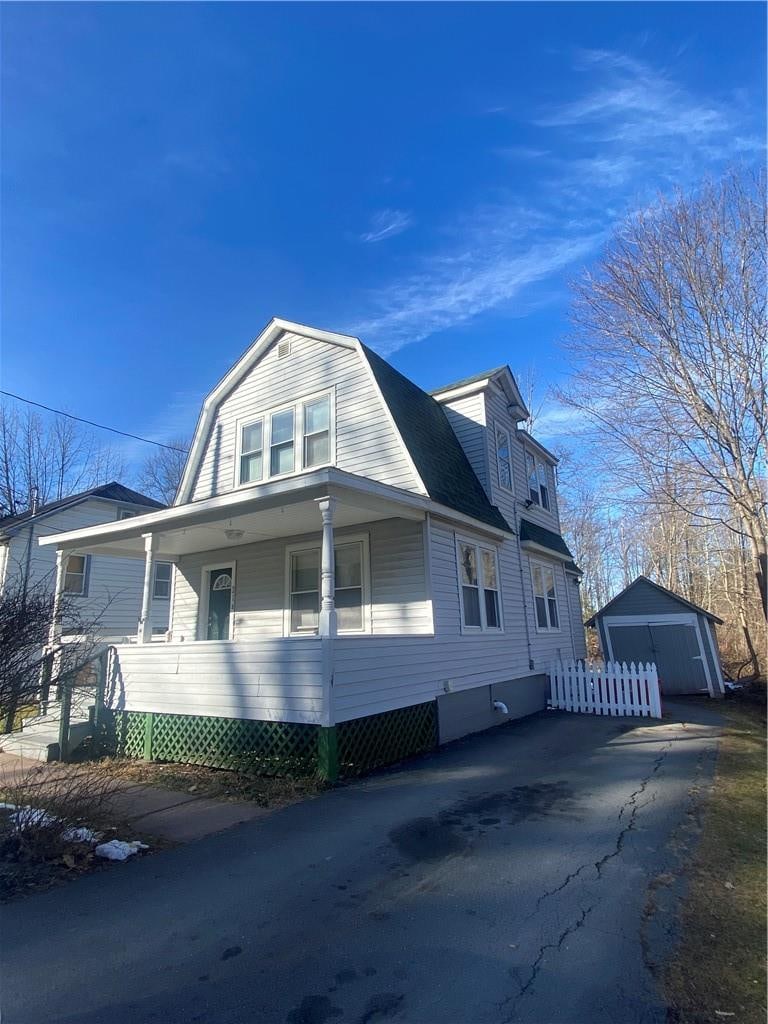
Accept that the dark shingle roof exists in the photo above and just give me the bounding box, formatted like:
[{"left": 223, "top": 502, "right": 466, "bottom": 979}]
[
  {"left": 428, "top": 366, "right": 508, "bottom": 396},
  {"left": 361, "top": 346, "right": 510, "bottom": 533},
  {"left": 584, "top": 576, "right": 723, "bottom": 627},
  {"left": 519, "top": 519, "right": 575, "bottom": 560},
  {"left": 0, "top": 482, "right": 165, "bottom": 533}
]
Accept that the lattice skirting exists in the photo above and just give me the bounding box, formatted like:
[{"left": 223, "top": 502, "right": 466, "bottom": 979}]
[
  {"left": 109, "top": 702, "right": 438, "bottom": 780},
  {"left": 337, "top": 702, "right": 438, "bottom": 777}
]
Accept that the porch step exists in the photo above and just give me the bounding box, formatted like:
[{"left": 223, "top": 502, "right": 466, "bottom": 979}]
[{"left": 0, "top": 721, "right": 93, "bottom": 762}]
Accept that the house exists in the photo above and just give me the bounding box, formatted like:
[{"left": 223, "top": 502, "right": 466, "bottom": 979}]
[
  {"left": 585, "top": 576, "right": 725, "bottom": 697},
  {"left": 0, "top": 482, "right": 169, "bottom": 640},
  {"left": 38, "top": 319, "right": 586, "bottom": 777}
]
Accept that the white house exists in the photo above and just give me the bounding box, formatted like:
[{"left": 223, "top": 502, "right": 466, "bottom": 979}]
[
  {"left": 39, "top": 320, "right": 586, "bottom": 777},
  {"left": 0, "top": 482, "right": 169, "bottom": 640}
]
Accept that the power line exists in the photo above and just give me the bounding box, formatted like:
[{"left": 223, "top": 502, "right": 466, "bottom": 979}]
[{"left": 0, "top": 390, "right": 190, "bottom": 453}]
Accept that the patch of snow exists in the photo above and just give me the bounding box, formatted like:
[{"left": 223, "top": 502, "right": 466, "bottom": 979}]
[{"left": 94, "top": 839, "right": 149, "bottom": 861}]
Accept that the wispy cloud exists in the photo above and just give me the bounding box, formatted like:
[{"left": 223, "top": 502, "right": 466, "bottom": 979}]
[
  {"left": 349, "top": 49, "right": 762, "bottom": 353},
  {"left": 359, "top": 209, "right": 412, "bottom": 243}
]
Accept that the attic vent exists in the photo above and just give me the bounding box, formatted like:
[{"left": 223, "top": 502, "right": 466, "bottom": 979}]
[{"left": 277, "top": 339, "right": 292, "bottom": 359}]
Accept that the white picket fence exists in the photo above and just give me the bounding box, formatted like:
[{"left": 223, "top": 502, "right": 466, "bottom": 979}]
[{"left": 549, "top": 659, "right": 662, "bottom": 719}]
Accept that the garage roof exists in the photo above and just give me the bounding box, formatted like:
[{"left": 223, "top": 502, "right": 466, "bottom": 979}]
[{"left": 585, "top": 576, "right": 723, "bottom": 627}]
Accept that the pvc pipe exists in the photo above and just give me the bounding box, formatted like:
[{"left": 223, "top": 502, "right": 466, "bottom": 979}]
[{"left": 493, "top": 700, "right": 509, "bottom": 714}]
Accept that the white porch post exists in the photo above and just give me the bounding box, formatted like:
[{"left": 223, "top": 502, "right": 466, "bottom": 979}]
[
  {"left": 48, "top": 549, "right": 67, "bottom": 646},
  {"left": 137, "top": 533, "right": 157, "bottom": 644},
  {"left": 317, "top": 497, "right": 337, "bottom": 637}
]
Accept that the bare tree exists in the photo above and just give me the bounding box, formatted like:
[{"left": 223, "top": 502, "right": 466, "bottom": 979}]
[
  {"left": 137, "top": 438, "right": 189, "bottom": 505},
  {"left": 559, "top": 171, "right": 767, "bottom": 646},
  {"left": 0, "top": 404, "right": 125, "bottom": 517}
]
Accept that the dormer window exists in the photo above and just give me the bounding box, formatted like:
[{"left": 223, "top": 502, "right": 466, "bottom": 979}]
[
  {"left": 237, "top": 391, "right": 333, "bottom": 487},
  {"left": 525, "top": 451, "right": 551, "bottom": 510}
]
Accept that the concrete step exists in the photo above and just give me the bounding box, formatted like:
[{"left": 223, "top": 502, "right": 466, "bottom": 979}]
[{"left": 0, "top": 721, "right": 92, "bottom": 762}]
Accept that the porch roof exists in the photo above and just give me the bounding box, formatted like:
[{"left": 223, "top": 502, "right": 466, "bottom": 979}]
[{"left": 39, "top": 467, "right": 511, "bottom": 558}]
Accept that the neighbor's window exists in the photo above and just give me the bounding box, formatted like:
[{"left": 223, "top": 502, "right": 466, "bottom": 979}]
[
  {"left": 531, "top": 561, "right": 559, "bottom": 630},
  {"left": 526, "top": 451, "right": 552, "bottom": 509},
  {"left": 303, "top": 395, "right": 331, "bottom": 468},
  {"left": 288, "top": 539, "right": 367, "bottom": 634},
  {"left": 239, "top": 419, "right": 264, "bottom": 484},
  {"left": 496, "top": 426, "right": 512, "bottom": 490},
  {"left": 64, "top": 554, "right": 89, "bottom": 596},
  {"left": 458, "top": 540, "right": 502, "bottom": 631},
  {"left": 153, "top": 561, "right": 172, "bottom": 599}
]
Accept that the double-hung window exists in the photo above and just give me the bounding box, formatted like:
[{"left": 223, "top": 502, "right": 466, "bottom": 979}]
[
  {"left": 287, "top": 537, "right": 368, "bottom": 634},
  {"left": 457, "top": 539, "right": 502, "bottom": 631},
  {"left": 525, "top": 451, "right": 551, "bottom": 510},
  {"left": 153, "top": 562, "right": 172, "bottom": 599},
  {"left": 238, "top": 392, "right": 332, "bottom": 486},
  {"left": 496, "top": 426, "right": 512, "bottom": 491},
  {"left": 531, "top": 561, "right": 559, "bottom": 630},
  {"left": 64, "top": 554, "right": 89, "bottom": 596}
]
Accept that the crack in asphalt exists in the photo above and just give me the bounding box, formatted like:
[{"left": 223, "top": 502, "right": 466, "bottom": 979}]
[{"left": 502, "top": 737, "right": 675, "bottom": 1019}]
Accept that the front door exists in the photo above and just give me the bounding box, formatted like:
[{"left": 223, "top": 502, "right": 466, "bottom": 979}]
[{"left": 206, "top": 567, "right": 233, "bottom": 640}]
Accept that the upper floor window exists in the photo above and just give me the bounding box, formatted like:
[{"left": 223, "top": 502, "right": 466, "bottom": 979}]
[
  {"left": 457, "top": 538, "right": 502, "bottom": 631},
  {"left": 496, "top": 426, "right": 512, "bottom": 491},
  {"left": 153, "top": 561, "right": 172, "bottom": 599},
  {"left": 238, "top": 392, "right": 333, "bottom": 487},
  {"left": 525, "top": 451, "right": 551, "bottom": 510},
  {"left": 117, "top": 509, "right": 137, "bottom": 520},
  {"left": 531, "top": 560, "right": 559, "bottom": 630},
  {"left": 64, "top": 554, "right": 89, "bottom": 596}
]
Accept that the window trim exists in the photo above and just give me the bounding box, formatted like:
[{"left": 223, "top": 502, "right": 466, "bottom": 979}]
[
  {"left": 197, "top": 562, "right": 237, "bottom": 641},
  {"left": 529, "top": 557, "right": 561, "bottom": 633},
  {"left": 234, "top": 389, "right": 335, "bottom": 490},
  {"left": 283, "top": 533, "right": 371, "bottom": 637},
  {"left": 63, "top": 553, "right": 91, "bottom": 597},
  {"left": 455, "top": 534, "right": 503, "bottom": 634},
  {"left": 152, "top": 561, "right": 173, "bottom": 600},
  {"left": 495, "top": 423, "right": 514, "bottom": 493}
]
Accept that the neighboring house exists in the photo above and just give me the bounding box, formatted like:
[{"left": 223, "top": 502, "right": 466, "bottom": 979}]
[
  {"left": 586, "top": 576, "right": 726, "bottom": 697},
  {"left": 39, "top": 319, "right": 586, "bottom": 775},
  {"left": 0, "top": 482, "right": 169, "bottom": 640}
]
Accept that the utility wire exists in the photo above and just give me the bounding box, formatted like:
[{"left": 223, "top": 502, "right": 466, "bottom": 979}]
[{"left": 0, "top": 390, "right": 190, "bottom": 453}]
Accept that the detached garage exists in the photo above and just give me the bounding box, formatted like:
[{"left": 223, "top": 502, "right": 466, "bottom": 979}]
[{"left": 585, "top": 577, "right": 725, "bottom": 698}]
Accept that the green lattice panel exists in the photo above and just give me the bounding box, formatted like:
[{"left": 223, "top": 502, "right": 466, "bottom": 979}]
[
  {"left": 337, "top": 701, "right": 437, "bottom": 777},
  {"left": 113, "top": 710, "right": 145, "bottom": 758}
]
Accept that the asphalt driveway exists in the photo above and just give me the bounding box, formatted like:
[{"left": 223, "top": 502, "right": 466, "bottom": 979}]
[{"left": 1, "top": 701, "right": 723, "bottom": 1024}]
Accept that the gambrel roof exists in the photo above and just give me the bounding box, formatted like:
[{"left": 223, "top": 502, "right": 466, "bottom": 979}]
[{"left": 176, "top": 319, "right": 511, "bottom": 534}]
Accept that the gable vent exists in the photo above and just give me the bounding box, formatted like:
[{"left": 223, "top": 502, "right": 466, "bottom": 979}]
[{"left": 277, "top": 339, "right": 292, "bottom": 359}]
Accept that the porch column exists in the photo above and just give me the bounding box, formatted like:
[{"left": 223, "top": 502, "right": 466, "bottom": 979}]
[
  {"left": 137, "top": 533, "right": 157, "bottom": 644},
  {"left": 317, "top": 497, "right": 337, "bottom": 637},
  {"left": 48, "top": 549, "right": 67, "bottom": 646}
]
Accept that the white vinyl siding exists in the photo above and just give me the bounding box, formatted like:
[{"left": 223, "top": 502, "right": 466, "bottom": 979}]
[
  {"left": 191, "top": 334, "right": 420, "bottom": 500},
  {"left": 438, "top": 392, "right": 489, "bottom": 495},
  {"left": 171, "top": 518, "right": 430, "bottom": 641}
]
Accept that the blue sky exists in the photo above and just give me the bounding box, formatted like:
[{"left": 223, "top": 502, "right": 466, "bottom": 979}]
[{"left": 2, "top": 2, "right": 765, "bottom": 468}]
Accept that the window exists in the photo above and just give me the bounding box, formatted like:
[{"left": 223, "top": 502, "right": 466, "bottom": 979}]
[
  {"left": 457, "top": 539, "right": 502, "bottom": 631},
  {"left": 237, "top": 391, "right": 334, "bottom": 488},
  {"left": 153, "top": 562, "right": 172, "bottom": 599},
  {"left": 287, "top": 538, "right": 368, "bottom": 634},
  {"left": 117, "top": 510, "right": 136, "bottom": 520},
  {"left": 496, "top": 426, "right": 512, "bottom": 490},
  {"left": 63, "top": 554, "right": 89, "bottom": 596},
  {"left": 303, "top": 396, "right": 330, "bottom": 469},
  {"left": 270, "top": 408, "right": 295, "bottom": 476},
  {"left": 526, "top": 450, "right": 552, "bottom": 510},
  {"left": 239, "top": 419, "right": 264, "bottom": 484},
  {"left": 531, "top": 561, "right": 559, "bottom": 630}
]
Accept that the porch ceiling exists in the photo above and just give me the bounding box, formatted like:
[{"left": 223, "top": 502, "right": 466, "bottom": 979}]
[{"left": 38, "top": 470, "right": 426, "bottom": 559}]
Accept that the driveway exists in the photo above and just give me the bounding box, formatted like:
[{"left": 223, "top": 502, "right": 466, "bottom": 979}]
[{"left": 1, "top": 701, "right": 723, "bottom": 1024}]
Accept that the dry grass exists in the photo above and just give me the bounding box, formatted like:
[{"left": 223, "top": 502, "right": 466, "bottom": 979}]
[
  {"left": 665, "top": 690, "right": 767, "bottom": 1024},
  {"left": 94, "top": 756, "right": 326, "bottom": 808}
]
